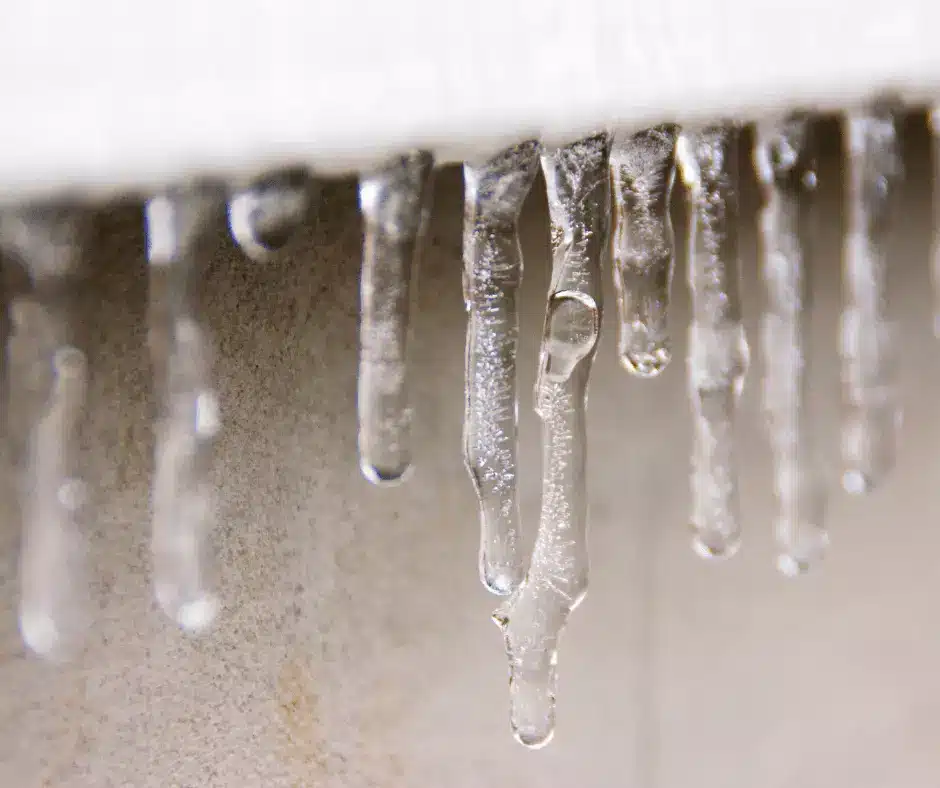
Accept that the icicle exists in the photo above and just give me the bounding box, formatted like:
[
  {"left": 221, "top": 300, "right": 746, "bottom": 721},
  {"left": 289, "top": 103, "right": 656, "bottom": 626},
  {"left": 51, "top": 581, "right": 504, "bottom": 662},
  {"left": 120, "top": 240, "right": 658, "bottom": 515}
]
[
  {"left": 931, "top": 107, "right": 940, "bottom": 337},
  {"left": 754, "top": 115, "right": 828, "bottom": 576},
  {"left": 676, "top": 125, "right": 749, "bottom": 559},
  {"left": 610, "top": 125, "right": 680, "bottom": 377},
  {"left": 145, "top": 189, "right": 222, "bottom": 633},
  {"left": 463, "top": 141, "right": 540, "bottom": 596},
  {"left": 840, "top": 107, "right": 901, "bottom": 494},
  {"left": 0, "top": 208, "right": 89, "bottom": 660},
  {"left": 357, "top": 152, "right": 434, "bottom": 484},
  {"left": 228, "top": 169, "right": 312, "bottom": 262},
  {"left": 493, "top": 133, "right": 610, "bottom": 748}
]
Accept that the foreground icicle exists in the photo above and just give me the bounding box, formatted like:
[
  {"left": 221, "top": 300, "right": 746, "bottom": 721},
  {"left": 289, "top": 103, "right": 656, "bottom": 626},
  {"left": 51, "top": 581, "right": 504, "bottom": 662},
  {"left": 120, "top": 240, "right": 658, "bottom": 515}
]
[
  {"left": 0, "top": 209, "right": 89, "bottom": 660},
  {"left": 610, "top": 125, "right": 680, "bottom": 377},
  {"left": 357, "top": 152, "right": 434, "bottom": 484},
  {"left": 677, "top": 125, "right": 749, "bottom": 559},
  {"left": 228, "top": 169, "right": 312, "bottom": 262},
  {"left": 463, "top": 141, "right": 540, "bottom": 595},
  {"left": 146, "top": 190, "right": 222, "bottom": 633},
  {"left": 840, "top": 108, "right": 901, "bottom": 494},
  {"left": 755, "top": 116, "right": 828, "bottom": 576},
  {"left": 494, "top": 133, "right": 610, "bottom": 748}
]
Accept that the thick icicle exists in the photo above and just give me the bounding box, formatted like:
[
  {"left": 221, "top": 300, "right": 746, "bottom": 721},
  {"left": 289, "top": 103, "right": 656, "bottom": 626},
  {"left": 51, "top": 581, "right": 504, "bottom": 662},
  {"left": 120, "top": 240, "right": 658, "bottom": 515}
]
[
  {"left": 493, "top": 133, "right": 610, "bottom": 748},
  {"left": 0, "top": 208, "right": 89, "bottom": 660},
  {"left": 754, "top": 116, "right": 828, "bottom": 576},
  {"left": 676, "top": 125, "right": 749, "bottom": 559},
  {"left": 610, "top": 125, "right": 680, "bottom": 377},
  {"left": 463, "top": 141, "right": 540, "bottom": 596},
  {"left": 840, "top": 108, "right": 901, "bottom": 494},
  {"left": 357, "top": 152, "right": 434, "bottom": 484},
  {"left": 228, "top": 169, "right": 312, "bottom": 262},
  {"left": 145, "top": 189, "right": 222, "bottom": 633}
]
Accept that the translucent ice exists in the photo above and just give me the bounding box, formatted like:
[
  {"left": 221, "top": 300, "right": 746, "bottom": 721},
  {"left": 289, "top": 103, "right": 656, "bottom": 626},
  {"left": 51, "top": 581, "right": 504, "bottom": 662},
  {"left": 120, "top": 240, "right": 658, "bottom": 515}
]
[
  {"left": 228, "top": 169, "right": 312, "bottom": 262},
  {"left": 463, "top": 141, "right": 540, "bottom": 595},
  {"left": 676, "top": 125, "right": 749, "bottom": 559},
  {"left": 494, "top": 133, "right": 609, "bottom": 748},
  {"left": 610, "top": 125, "right": 680, "bottom": 377},
  {"left": 145, "top": 190, "right": 222, "bottom": 633},
  {"left": 754, "top": 116, "right": 828, "bottom": 575},
  {"left": 840, "top": 107, "right": 901, "bottom": 494},
  {"left": 357, "top": 152, "right": 434, "bottom": 484},
  {"left": 0, "top": 208, "right": 90, "bottom": 660}
]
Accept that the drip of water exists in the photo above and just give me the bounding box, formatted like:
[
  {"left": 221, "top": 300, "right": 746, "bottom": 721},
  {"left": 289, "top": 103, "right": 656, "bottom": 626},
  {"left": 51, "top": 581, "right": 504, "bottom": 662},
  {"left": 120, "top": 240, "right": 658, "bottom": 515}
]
[
  {"left": 676, "top": 125, "right": 749, "bottom": 559},
  {"left": 145, "top": 190, "right": 222, "bottom": 633},
  {"left": 494, "top": 133, "right": 609, "bottom": 749},
  {"left": 0, "top": 209, "right": 90, "bottom": 660},
  {"left": 610, "top": 125, "right": 680, "bottom": 377},
  {"left": 840, "top": 107, "right": 901, "bottom": 494},
  {"left": 754, "top": 116, "right": 828, "bottom": 576},
  {"left": 462, "top": 141, "right": 540, "bottom": 596},
  {"left": 357, "top": 152, "right": 434, "bottom": 484},
  {"left": 228, "top": 169, "right": 312, "bottom": 262}
]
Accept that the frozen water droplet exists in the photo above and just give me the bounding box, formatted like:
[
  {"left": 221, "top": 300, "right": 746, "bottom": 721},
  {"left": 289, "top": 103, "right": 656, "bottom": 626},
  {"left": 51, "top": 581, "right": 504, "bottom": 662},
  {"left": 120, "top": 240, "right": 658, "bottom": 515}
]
[
  {"left": 610, "top": 125, "right": 679, "bottom": 378},
  {"left": 677, "top": 125, "right": 749, "bottom": 558},
  {"left": 357, "top": 152, "right": 434, "bottom": 484},
  {"left": 228, "top": 170, "right": 311, "bottom": 262},
  {"left": 691, "top": 530, "right": 742, "bottom": 560},
  {"left": 841, "top": 468, "right": 872, "bottom": 495},
  {"left": 840, "top": 107, "right": 901, "bottom": 491},
  {"left": 496, "top": 134, "right": 609, "bottom": 748},
  {"left": 0, "top": 208, "right": 91, "bottom": 660},
  {"left": 145, "top": 187, "right": 222, "bottom": 633},
  {"left": 755, "top": 115, "right": 828, "bottom": 575},
  {"left": 463, "top": 141, "right": 539, "bottom": 596}
]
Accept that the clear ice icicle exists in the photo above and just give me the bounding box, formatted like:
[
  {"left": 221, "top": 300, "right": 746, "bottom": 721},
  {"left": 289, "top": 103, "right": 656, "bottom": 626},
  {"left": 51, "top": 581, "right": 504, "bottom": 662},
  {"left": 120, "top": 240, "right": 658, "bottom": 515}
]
[
  {"left": 145, "top": 189, "right": 222, "bottom": 633},
  {"left": 357, "top": 152, "right": 434, "bottom": 484},
  {"left": 494, "top": 133, "right": 610, "bottom": 748},
  {"left": 754, "top": 116, "right": 828, "bottom": 576},
  {"left": 610, "top": 125, "right": 680, "bottom": 377},
  {"left": 676, "top": 125, "right": 749, "bottom": 559},
  {"left": 0, "top": 208, "right": 90, "bottom": 660},
  {"left": 840, "top": 108, "right": 901, "bottom": 494},
  {"left": 463, "top": 141, "right": 540, "bottom": 595},
  {"left": 228, "top": 169, "right": 312, "bottom": 262}
]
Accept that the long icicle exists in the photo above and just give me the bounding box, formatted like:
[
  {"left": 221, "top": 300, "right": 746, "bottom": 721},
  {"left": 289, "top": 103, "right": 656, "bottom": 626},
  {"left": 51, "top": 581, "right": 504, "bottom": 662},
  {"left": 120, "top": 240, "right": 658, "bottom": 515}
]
[
  {"left": 463, "top": 141, "right": 540, "bottom": 595},
  {"left": 1, "top": 208, "right": 90, "bottom": 660},
  {"left": 840, "top": 107, "right": 902, "bottom": 494},
  {"left": 357, "top": 152, "right": 434, "bottom": 484},
  {"left": 610, "top": 125, "right": 680, "bottom": 377},
  {"left": 145, "top": 189, "right": 222, "bottom": 633},
  {"left": 677, "top": 125, "right": 750, "bottom": 559},
  {"left": 754, "top": 116, "right": 828, "bottom": 575},
  {"left": 493, "top": 133, "right": 610, "bottom": 748}
]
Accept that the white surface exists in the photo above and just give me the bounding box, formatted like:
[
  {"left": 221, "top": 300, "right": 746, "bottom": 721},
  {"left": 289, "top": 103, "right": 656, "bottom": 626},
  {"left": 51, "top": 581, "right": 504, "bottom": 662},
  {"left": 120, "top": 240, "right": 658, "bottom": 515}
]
[{"left": 1, "top": 0, "right": 939, "bottom": 203}]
